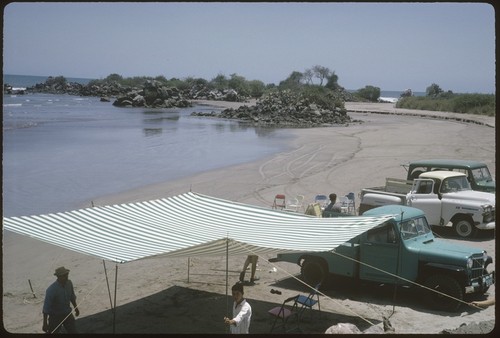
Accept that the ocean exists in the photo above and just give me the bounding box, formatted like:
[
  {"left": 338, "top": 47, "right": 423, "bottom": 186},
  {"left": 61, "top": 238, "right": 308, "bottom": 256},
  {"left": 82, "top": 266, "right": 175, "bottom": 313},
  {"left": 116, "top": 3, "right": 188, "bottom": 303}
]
[{"left": 3, "top": 74, "right": 291, "bottom": 218}]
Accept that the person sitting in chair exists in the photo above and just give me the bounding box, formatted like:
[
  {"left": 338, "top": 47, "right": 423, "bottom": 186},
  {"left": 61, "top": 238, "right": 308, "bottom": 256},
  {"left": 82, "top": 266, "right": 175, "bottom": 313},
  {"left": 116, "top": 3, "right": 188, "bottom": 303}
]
[{"left": 324, "top": 193, "right": 342, "bottom": 213}]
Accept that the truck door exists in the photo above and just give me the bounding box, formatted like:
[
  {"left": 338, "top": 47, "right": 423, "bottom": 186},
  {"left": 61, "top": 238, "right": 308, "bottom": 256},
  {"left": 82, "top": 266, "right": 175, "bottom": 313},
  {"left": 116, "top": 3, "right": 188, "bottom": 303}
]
[
  {"left": 407, "top": 179, "right": 441, "bottom": 226},
  {"left": 359, "top": 223, "right": 400, "bottom": 283}
]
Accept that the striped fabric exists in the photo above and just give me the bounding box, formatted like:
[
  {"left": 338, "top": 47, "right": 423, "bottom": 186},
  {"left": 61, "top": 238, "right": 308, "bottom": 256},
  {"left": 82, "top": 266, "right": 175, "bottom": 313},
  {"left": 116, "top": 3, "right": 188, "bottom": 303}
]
[{"left": 3, "top": 192, "right": 393, "bottom": 263}]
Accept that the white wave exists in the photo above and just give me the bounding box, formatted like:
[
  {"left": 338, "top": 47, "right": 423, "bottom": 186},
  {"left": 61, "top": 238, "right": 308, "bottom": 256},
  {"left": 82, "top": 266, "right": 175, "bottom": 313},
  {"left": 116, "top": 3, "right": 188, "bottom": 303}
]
[{"left": 378, "top": 97, "right": 399, "bottom": 103}]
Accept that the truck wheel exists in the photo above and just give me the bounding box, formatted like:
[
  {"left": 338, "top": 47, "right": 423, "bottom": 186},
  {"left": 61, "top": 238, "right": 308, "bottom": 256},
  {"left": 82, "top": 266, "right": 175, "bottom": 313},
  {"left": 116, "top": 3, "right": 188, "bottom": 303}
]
[
  {"left": 301, "top": 259, "right": 327, "bottom": 286},
  {"left": 422, "top": 274, "right": 463, "bottom": 312},
  {"left": 453, "top": 218, "right": 475, "bottom": 238}
]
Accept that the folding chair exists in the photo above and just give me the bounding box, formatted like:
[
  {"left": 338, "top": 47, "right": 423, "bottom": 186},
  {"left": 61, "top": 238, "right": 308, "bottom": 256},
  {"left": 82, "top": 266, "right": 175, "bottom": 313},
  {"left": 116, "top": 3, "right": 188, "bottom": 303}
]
[
  {"left": 268, "top": 295, "right": 301, "bottom": 333},
  {"left": 314, "top": 194, "right": 328, "bottom": 209},
  {"left": 297, "top": 283, "right": 321, "bottom": 319},
  {"left": 272, "top": 194, "right": 286, "bottom": 210},
  {"left": 285, "top": 194, "right": 304, "bottom": 212}
]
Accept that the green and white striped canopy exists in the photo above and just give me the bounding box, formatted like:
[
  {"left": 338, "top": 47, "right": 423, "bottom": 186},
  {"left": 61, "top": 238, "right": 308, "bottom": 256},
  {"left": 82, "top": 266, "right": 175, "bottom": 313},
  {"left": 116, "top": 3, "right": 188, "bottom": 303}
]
[{"left": 3, "top": 192, "right": 393, "bottom": 263}]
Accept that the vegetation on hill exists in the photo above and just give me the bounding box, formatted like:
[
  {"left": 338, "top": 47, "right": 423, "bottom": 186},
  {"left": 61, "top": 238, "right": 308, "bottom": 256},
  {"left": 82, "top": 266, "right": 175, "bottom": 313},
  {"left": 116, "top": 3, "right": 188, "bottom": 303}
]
[{"left": 396, "top": 83, "right": 495, "bottom": 116}]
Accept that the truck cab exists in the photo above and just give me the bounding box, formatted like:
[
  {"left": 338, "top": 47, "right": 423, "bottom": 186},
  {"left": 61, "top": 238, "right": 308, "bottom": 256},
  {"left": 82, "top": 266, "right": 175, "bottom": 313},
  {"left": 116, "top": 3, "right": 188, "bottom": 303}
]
[
  {"left": 269, "top": 205, "right": 494, "bottom": 312},
  {"left": 405, "top": 159, "right": 495, "bottom": 193}
]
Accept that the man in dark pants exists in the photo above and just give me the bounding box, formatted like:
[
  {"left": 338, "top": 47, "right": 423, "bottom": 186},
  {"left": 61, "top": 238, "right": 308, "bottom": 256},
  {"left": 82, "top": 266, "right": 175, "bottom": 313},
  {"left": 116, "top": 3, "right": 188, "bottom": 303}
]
[{"left": 42, "top": 266, "right": 80, "bottom": 333}]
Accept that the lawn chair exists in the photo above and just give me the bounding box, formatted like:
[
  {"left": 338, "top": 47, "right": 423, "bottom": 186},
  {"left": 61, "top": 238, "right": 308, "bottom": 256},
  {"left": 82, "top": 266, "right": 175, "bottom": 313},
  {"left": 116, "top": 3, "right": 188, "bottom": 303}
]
[
  {"left": 342, "top": 192, "right": 356, "bottom": 215},
  {"left": 268, "top": 295, "right": 301, "bottom": 333},
  {"left": 285, "top": 194, "right": 304, "bottom": 212},
  {"left": 314, "top": 194, "right": 328, "bottom": 209},
  {"left": 272, "top": 194, "right": 286, "bottom": 210},
  {"left": 297, "top": 283, "right": 321, "bottom": 319}
]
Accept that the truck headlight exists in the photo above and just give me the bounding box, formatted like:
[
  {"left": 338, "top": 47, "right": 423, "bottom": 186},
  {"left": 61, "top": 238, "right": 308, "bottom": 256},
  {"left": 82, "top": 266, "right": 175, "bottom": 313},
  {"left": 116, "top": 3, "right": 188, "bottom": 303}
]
[
  {"left": 467, "top": 257, "right": 474, "bottom": 269},
  {"left": 482, "top": 205, "right": 494, "bottom": 222}
]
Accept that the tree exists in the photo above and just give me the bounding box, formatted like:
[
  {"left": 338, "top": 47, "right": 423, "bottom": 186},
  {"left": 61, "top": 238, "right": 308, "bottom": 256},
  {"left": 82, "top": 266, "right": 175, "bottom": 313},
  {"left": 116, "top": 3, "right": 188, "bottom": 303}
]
[
  {"left": 279, "top": 71, "right": 303, "bottom": 89},
  {"left": 228, "top": 73, "right": 248, "bottom": 95},
  {"left": 356, "top": 85, "right": 381, "bottom": 102},
  {"left": 302, "top": 69, "right": 314, "bottom": 85},
  {"left": 211, "top": 74, "right": 228, "bottom": 90},
  {"left": 105, "top": 73, "right": 123, "bottom": 82},
  {"left": 426, "top": 83, "right": 443, "bottom": 97},
  {"left": 325, "top": 71, "right": 340, "bottom": 90},
  {"left": 312, "top": 65, "right": 332, "bottom": 86},
  {"left": 247, "top": 80, "right": 266, "bottom": 98}
]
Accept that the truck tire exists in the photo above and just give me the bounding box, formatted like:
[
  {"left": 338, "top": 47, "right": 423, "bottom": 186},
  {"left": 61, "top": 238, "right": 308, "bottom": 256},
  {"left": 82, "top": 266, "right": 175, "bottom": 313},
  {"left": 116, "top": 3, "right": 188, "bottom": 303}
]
[
  {"left": 422, "top": 274, "right": 463, "bottom": 312},
  {"left": 300, "top": 258, "right": 327, "bottom": 286},
  {"left": 453, "top": 217, "right": 475, "bottom": 238}
]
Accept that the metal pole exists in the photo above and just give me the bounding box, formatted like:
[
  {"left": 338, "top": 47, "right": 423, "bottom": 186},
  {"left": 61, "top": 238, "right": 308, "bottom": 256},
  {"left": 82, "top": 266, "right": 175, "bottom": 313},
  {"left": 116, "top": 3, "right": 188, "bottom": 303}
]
[
  {"left": 187, "top": 257, "right": 190, "bottom": 283},
  {"left": 102, "top": 260, "right": 114, "bottom": 312},
  {"left": 226, "top": 237, "right": 230, "bottom": 334},
  {"left": 113, "top": 264, "right": 118, "bottom": 333}
]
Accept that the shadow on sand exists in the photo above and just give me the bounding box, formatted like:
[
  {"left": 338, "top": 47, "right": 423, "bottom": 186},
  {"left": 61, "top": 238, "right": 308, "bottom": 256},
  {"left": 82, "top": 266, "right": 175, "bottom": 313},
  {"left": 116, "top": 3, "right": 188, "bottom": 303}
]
[{"left": 76, "top": 285, "right": 380, "bottom": 334}]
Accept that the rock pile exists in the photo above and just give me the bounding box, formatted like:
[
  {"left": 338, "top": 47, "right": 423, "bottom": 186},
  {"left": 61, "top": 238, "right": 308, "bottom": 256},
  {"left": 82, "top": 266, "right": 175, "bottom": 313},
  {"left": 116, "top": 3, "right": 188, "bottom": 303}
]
[
  {"left": 191, "top": 90, "right": 351, "bottom": 127},
  {"left": 189, "top": 86, "right": 247, "bottom": 102},
  {"left": 24, "top": 77, "right": 133, "bottom": 99},
  {"left": 112, "top": 80, "right": 191, "bottom": 108}
]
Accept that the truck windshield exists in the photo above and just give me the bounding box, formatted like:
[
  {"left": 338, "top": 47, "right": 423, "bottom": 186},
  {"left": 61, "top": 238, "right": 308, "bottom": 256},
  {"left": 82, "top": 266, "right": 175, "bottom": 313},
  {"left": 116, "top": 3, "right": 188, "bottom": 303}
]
[
  {"left": 440, "top": 176, "right": 471, "bottom": 193},
  {"left": 472, "top": 167, "right": 493, "bottom": 184},
  {"left": 400, "top": 217, "right": 431, "bottom": 240}
]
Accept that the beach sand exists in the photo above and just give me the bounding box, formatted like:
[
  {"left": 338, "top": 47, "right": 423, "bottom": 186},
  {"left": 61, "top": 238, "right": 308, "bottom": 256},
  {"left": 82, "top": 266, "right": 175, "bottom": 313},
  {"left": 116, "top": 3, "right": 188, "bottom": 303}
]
[{"left": 2, "top": 101, "right": 495, "bottom": 334}]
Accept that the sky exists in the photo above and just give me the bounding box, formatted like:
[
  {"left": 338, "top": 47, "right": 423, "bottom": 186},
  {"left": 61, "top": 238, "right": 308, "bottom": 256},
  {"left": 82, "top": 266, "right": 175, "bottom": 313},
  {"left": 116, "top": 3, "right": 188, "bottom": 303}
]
[{"left": 3, "top": 2, "right": 496, "bottom": 93}]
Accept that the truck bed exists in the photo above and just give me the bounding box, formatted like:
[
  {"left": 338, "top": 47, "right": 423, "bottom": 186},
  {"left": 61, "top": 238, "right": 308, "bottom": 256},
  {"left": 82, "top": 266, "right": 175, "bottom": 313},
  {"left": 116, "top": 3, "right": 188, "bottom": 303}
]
[{"left": 361, "top": 177, "right": 413, "bottom": 196}]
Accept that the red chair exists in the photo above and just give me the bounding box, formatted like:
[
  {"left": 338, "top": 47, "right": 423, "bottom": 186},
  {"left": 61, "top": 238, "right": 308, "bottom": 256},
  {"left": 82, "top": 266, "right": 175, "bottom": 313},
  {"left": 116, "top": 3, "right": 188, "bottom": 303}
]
[{"left": 272, "top": 194, "right": 286, "bottom": 210}]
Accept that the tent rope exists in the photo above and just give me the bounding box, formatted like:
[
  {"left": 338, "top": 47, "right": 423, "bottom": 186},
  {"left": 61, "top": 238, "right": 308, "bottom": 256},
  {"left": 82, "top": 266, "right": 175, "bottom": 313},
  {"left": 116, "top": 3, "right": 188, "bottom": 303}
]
[
  {"left": 230, "top": 240, "right": 377, "bottom": 327},
  {"left": 229, "top": 239, "right": 482, "bottom": 326}
]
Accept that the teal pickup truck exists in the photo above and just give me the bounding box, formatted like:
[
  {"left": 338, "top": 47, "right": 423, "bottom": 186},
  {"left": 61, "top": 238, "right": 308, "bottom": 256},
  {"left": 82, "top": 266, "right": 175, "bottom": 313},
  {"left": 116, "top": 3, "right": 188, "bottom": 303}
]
[{"left": 269, "top": 205, "right": 494, "bottom": 312}]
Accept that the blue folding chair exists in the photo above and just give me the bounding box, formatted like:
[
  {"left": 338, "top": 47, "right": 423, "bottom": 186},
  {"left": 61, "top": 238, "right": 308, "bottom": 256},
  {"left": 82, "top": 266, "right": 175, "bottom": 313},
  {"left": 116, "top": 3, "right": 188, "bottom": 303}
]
[{"left": 297, "top": 283, "right": 321, "bottom": 319}]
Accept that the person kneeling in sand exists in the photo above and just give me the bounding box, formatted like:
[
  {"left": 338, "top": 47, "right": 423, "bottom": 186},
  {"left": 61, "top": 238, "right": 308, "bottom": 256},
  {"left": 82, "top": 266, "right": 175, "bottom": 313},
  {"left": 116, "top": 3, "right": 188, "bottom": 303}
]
[{"left": 224, "top": 283, "right": 252, "bottom": 334}]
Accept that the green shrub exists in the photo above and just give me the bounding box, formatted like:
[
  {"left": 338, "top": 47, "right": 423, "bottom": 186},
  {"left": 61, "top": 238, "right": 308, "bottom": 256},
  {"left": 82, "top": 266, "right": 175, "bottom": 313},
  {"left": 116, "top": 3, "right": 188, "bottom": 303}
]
[{"left": 396, "top": 94, "right": 495, "bottom": 116}]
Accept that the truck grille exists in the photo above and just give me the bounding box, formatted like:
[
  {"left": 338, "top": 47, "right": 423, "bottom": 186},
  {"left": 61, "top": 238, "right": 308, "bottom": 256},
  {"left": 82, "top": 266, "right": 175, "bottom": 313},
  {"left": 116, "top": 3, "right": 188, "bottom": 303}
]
[{"left": 471, "top": 254, "right": 485, "bottom": 278}]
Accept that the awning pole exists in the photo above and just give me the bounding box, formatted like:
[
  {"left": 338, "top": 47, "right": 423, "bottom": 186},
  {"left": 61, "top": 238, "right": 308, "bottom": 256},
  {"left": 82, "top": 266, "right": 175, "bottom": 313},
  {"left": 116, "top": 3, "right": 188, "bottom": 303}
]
[
  {"left": 226, "top": 236, "right": 229, "bottom": 334},
  {"left": 187, "top": 258, "right": 190, "bottom": 283},
  {"left": 102, "top": 260, "right": 114, "bottom": 314},
  {"left": 113, "top": 263, "right": 118, "bottom": 334}
]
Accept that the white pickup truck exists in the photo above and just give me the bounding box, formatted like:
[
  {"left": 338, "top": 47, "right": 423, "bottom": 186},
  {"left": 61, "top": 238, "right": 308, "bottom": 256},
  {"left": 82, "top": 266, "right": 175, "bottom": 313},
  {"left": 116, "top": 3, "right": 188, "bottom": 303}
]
[{"left": 359, "top": 171, "right": 495, "bottom": 238}]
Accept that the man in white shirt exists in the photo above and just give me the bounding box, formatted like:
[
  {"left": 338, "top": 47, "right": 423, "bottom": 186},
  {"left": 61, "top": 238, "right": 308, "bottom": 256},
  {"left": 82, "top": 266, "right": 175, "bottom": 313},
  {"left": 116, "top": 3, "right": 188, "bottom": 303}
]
[{"left": 224, "top": 283, "right": 252, "bottom": 334}]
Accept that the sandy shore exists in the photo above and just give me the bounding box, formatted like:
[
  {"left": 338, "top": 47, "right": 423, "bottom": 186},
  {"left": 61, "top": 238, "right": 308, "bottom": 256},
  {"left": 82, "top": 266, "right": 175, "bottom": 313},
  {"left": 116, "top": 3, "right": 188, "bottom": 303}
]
[{"left": 2, "top": 101, "right": 495, "bottom": 334}]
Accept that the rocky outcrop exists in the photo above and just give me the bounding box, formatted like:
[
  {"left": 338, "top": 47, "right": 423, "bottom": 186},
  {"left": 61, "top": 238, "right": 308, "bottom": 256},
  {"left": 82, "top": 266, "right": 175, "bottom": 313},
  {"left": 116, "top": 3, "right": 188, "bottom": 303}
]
[
  {"left": 24, "top": 77, "right": 134, "bottom": 98},
  {"left": 189, "top": 87, "right": 247, "bottom": 102},
  {"left": 112, "top": 80, "right": 191, "bottom": 108},
  {"left": 191, "top": 89, "right": 351, "bottom": 127}
]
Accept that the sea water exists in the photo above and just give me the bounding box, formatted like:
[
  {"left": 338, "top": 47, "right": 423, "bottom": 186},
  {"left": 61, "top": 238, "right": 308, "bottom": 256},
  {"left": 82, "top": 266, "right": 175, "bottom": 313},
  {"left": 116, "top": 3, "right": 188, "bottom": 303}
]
[{"left": 3, "top": 85, "right": 290, "bottom": 218}]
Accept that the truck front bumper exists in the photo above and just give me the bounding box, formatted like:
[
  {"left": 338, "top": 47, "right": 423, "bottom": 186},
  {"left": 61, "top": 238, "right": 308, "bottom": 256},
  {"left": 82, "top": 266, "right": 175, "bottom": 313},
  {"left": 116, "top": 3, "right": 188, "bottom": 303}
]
[
  {"left": 465, "top": 271, "right": 495, "bottom": 294},
  {"left": 475, "top": 221, "right": 495, "bottom": 230}
]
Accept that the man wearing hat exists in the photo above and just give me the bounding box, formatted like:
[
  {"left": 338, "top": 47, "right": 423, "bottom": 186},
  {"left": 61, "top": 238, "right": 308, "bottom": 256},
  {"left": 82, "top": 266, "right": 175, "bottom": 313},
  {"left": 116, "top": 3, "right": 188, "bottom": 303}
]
[{"left": 42, "top": 267, "right": 80, "bottom": 333}]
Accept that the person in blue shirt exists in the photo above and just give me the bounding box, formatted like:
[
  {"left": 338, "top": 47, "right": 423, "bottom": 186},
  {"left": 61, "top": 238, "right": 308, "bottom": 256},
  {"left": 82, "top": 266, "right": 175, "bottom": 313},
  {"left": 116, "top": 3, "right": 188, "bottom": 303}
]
[{"left": 42, "top": 266, "right": 80, "bottom": 333}]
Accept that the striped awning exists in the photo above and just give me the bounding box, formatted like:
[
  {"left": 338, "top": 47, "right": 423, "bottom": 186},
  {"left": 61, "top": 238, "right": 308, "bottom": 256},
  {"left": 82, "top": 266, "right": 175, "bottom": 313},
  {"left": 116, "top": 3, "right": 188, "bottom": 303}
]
[{"left": 3, "top": 192, "right": 393, "bottom": 263}]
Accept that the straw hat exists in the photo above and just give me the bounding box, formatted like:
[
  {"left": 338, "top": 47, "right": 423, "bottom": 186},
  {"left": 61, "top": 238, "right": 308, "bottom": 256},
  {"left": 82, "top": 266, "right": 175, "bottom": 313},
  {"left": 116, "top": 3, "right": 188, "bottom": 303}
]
[{"left": 54, "top": 266, "right": 70, "bottom": 276}]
